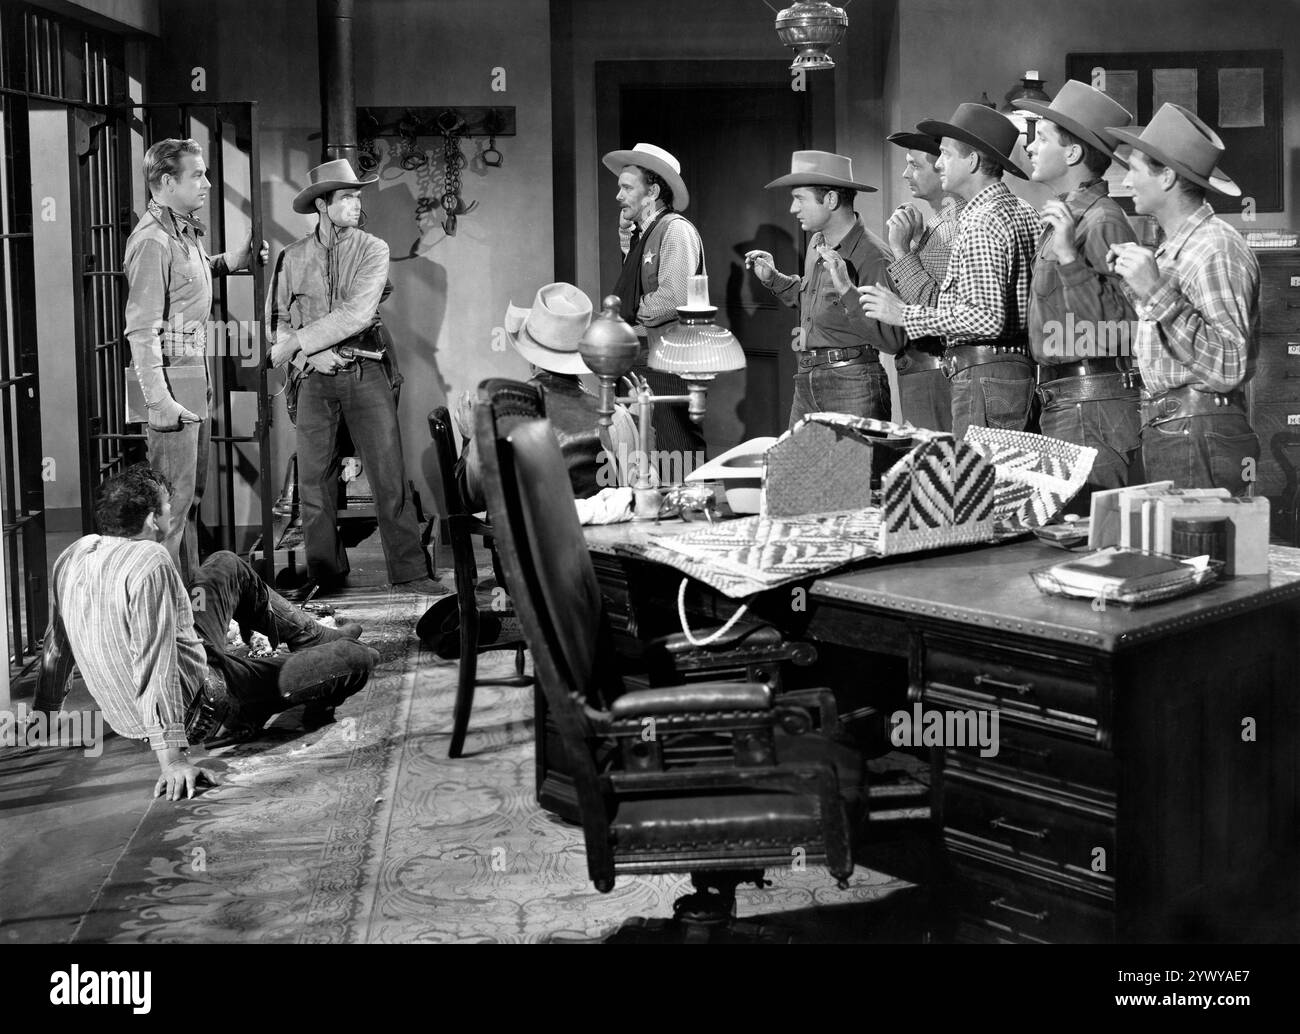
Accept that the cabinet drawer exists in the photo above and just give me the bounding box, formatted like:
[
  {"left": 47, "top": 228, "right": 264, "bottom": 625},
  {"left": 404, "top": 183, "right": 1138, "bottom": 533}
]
[
  {"left": 943, "top": 768, "right": 1114, "bottom": 879},
  {"left": 948, "top": 852, "right": 1115, "bottom": 943},
  {"left": 1260, "top": 267, "right": 1300, "bottom": 333},
  {"left": 922, "top": 634, "right": 1106, "bottom": 743},
  {"left": 1250, "top": 343, "right": 1300, "bottom": 404},
  {"left": 944, "top": 722, "right": 1117, "bottom": 796}
]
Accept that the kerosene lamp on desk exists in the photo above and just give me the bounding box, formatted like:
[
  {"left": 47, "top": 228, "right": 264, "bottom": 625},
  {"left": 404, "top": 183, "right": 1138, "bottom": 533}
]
[{"left": 578, "top": 275, "right": 745, "bottom": 519}]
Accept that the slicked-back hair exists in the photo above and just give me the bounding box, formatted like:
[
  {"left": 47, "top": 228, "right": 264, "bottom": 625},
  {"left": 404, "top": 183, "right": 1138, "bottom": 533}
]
[
  {"left": 94, "top": 465, "right": 173, "bottom": 538},
  {"left": 144, "top": 138, "right": 203, "bottom": 193},
  {"left": 951, "top": 140, "right": 1004, "bottom": 179},
  {"left": 809, "top": 185, "right": 857, "bottom": 212},
  {"left": 1053, "top": 124, "right": 1112, "bottom": 178},
  {"left": 631, "top": 165, "right": 675, "bottom": 212}
]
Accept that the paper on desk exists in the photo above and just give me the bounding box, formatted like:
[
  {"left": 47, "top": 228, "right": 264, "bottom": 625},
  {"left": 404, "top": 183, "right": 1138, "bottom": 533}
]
[{"left": 575, "top": 487, "right": 633, "bottom": 525}]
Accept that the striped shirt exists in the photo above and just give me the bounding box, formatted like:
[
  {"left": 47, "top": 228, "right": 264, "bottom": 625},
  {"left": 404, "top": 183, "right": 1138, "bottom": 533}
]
[
  {"left": 901, "top": 182, "right": 1041, "bottom": 347},
  {"left": 887, "top": 197, "right": 966, "bottom": 306},
  {"left": 1133, "top": 202, "right": 1259, "bottom": 395},
  {"left": 45, "top": 536, "right": 207, "bottom": 749}
]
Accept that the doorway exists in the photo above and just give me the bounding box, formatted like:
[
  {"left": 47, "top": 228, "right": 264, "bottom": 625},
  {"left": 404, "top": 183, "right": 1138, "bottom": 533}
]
[{"left": 594, "top": 60, "right": 834, "bottom": 453}]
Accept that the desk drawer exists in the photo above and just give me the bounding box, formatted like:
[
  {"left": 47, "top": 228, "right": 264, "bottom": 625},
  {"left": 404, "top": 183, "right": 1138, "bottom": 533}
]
[
  {"left": 942, "top": 767, "right": 1114, "bottom": 880},
  {"left": 922, "top": 634, "right": 1106, "bottom": 743},
  {"left": 944, "top": 723, "right": 1117, "bottom": 796},
  {"left": 948, "top": 851, "right": 1114, "bottom": 943}
]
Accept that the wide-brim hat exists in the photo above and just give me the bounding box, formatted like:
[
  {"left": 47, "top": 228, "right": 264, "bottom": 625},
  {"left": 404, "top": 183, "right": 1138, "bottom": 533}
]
[
  {"left": 293, "top": 158, "right": 378, "bottom": 214},
  {"left": 886, "top": 131, "right": 941, "bottom": 157},
  {"left": 602, "top": 142, "right": 690, "bottom": 212},
  {"left": 1106, "top": 103, "right": 1241, "bottom": 197},
  {"left": 765, "top": 150, "right": 876, "bottom": 192},
  {"left": 1017, "top": 79, "right": 1132, "bottom": 167},
  {"left": 917, "top": 103, "right": 1028, "bottom": 179},
  {"left": 504, "top": 282, "right": 593, "bottom": 376}
]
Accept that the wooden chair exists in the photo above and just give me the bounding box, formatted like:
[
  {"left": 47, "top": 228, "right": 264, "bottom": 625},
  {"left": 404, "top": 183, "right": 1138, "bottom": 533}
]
[
  {"left": 475, "top": 390, "right": 867, "bottom": 936},
  {"left": 424, "top": 402, "right": 532, "bottom": 759}
]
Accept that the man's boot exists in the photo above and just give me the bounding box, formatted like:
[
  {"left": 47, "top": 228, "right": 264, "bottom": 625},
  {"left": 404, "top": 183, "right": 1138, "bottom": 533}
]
[
  {"left": 264, "top": 588, "right": 363, "bottom": 651},
  {"left": 277, "top": 640, "right": 379, "bottom": 725}
]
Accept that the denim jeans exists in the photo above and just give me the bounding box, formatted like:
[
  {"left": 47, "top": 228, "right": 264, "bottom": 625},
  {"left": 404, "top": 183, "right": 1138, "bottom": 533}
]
[
  {"left": 296, "top": 361, "right": 429, "bottom": 584},
  {"left": 898, "top": 369, "right": 953, "bottom": 433},
  {"left": 949, "top": 361, "right": 1034, "bottom": 440},
  {"left": 1140, "top": 412, "right": 1260, "bottom": 495},
  {"left": 789, "top": 362, "right": 890, "bottom": 429},
  {"left": 146, "top": 390, "right": 211, "bottom": 581},
  {"left": 189, "top": 551, "right": 374, "bottom": 734},
  {"left": 1039, "top": 395, "right": 1141, "bottom": 490}
]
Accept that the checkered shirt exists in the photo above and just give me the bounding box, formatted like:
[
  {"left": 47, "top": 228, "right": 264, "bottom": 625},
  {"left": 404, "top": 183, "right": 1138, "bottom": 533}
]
[{"left": 901, "top": 182, "right": 1041, "bottom": 346}]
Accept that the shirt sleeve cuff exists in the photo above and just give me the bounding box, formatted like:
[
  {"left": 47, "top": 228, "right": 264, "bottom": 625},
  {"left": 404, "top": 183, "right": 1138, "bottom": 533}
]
[
  {"left": 887, "top": 252, "right": 924, "bottom": 284},
  {"left": 1140, "top": 279, "right": 1180, "bottom": 321},
  {"left": 147, "top": 722, "right": 190, "bottom": 750},
  {"left": 1056, "top": 258, "right": 1094, "bottom": 287},
  {"left": 902, "top": 304, "right": 933, "bottom": 338}
]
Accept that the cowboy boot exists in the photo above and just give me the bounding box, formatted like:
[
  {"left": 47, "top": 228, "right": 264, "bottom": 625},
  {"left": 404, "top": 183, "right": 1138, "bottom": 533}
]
[
  {"left": 277, "top": 640, "right": 378, "bottom": 711},
  {"left": 264, "top": 587, "right": 363, "bottom": 651}
]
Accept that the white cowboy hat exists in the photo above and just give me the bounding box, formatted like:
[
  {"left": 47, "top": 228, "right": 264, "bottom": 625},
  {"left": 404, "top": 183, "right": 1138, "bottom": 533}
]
[
  {"left": 504, "top": 283, "right": 594, "bottom": 376},
  {"left": 602, "top": 142, "right": 690, "bottom": 212},
  {"left": 293, "top": 158, "right": 378, "bottom": 214}
]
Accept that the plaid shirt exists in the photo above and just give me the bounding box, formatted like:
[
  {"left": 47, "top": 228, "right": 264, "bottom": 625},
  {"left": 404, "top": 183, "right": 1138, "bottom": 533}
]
[
  {"left": 1133, "top": 202, "right": 1259, "bottom": 395},
  {"left": 901, "top": 182, "right": 1041, "bottom": 347},
  {"left": 887, "top": 197, "right": 966, "bottom": 306}
]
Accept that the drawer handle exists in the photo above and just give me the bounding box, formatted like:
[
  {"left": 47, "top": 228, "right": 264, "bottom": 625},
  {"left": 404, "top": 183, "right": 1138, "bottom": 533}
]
[
  {"left": 989, "top": 816, "right": 1050, "bottom": 840},
  {"left": 974, "top": 673, "right": 1033, "bottom": 696},
  {"left": 989, "top": 897, "right": 1049, "bottom": 923}
]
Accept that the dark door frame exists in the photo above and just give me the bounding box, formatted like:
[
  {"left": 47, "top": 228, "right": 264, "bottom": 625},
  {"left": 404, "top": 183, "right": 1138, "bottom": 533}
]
[
  {"left": 591, "top": 59, "right": 835, "bottom": 304},
  {"left": 549, "top": 53, "right": 835, "bottom": 287}
]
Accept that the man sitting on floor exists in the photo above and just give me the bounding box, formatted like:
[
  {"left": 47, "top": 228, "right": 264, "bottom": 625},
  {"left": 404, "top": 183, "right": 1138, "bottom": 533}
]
[{"left": 34, "top": 465, "right": 379, "bottom": 801}]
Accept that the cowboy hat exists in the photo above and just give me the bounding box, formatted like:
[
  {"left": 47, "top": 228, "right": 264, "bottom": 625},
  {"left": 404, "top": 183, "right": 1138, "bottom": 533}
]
[
  {"left": 602, "top": 142, "right": 690, "bottom": 212},
  {"left": 1106, "top": 103, "right": 1241, "bottom": 197},
  {"left": 886, "top": 131, "right": 941, "bottom": 157},
  {"left": 503, "top": 282, "right": 594, "bottom": 376},
  {"left": 293, "top": 158, "right": 378, "bottom": 214},
  {"left": 916, "top": 104, "right": 1028, "bottom": 179},
  {"left": 765, "top": 150, "right": 877, "bottom": 192},
  {"left": 1017, "top": 79, "right": 1132, "bottom": 166}
]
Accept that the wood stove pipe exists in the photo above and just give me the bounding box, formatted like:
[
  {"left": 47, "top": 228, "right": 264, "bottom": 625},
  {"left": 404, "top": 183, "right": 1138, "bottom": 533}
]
[{"left": 317, "top": 0, "right": 357, "bottom": 167}]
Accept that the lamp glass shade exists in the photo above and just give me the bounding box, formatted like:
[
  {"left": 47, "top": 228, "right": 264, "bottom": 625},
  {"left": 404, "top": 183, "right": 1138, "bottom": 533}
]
[
  {"left": 649, "top": 274, "right": 745, "bottom": 376},
  {"left": 651, "top": 321, "right": 746, "bottom": 376}
]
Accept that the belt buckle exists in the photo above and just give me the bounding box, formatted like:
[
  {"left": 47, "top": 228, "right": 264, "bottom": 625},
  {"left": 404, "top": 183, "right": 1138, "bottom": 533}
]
[
  {"left": 827, "top": 348, "right": 843, "bottom": 363},
  {"left": 940, "top": 354, "right": 956, "bottom": 378}
]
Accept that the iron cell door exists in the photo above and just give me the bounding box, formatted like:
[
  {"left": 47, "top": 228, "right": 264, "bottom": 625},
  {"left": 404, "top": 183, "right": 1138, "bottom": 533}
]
[{"left": 88, "top": 101, "right": 274, "bottom": 578}]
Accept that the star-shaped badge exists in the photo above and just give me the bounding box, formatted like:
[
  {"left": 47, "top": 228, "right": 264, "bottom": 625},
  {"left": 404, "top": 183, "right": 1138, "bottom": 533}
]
[{"left": 643, "top": 250, "right": 655, "bottom": 265}]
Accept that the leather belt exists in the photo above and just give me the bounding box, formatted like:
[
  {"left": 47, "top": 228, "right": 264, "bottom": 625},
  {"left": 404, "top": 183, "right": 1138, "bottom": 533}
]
[
  {"left": 1038, "top": 357, "right": 1126, "bottom": 383},
  {"left": 940, "top": 342, "right": 1031, "bottom": 379},
  {"left": 895, "top": 349, "right": 943, "bottom": 375},
  {"left": 797, "top": 346, "right": 879, "bottom": 371},
  {"left": 1037, "top": 371, "right": 1141, "bottom": 406},
  {"left": 1141, "top": 384, "right": 1247, "bottom": 426}
]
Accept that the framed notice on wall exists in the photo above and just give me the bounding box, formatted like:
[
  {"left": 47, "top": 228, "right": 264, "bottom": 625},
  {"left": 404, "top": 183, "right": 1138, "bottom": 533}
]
[{"left": 1066, "top": 49, "right": 1282, "bottom": 215}]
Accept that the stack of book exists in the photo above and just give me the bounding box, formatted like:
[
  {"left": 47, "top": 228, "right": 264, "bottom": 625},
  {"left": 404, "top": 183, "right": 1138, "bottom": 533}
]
[{"left": 1088, "top": 482, "right": 1269, "bottom": 576}]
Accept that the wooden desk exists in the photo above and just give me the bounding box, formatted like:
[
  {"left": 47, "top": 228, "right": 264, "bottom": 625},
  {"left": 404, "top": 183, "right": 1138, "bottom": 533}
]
[{"left": 582, "top": 524, "right": 1300, "bottom": 943}]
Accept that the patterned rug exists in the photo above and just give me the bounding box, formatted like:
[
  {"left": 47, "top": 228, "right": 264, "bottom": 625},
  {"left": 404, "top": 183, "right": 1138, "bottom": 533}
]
[{"left": 70, "top": 590, "right": 919, "bottom": 943}]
